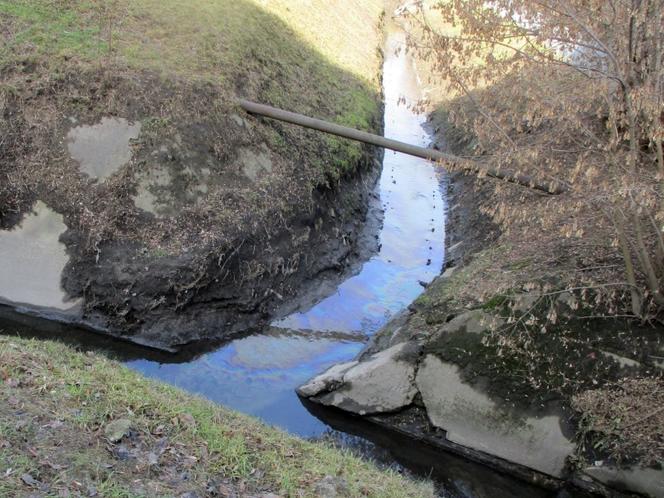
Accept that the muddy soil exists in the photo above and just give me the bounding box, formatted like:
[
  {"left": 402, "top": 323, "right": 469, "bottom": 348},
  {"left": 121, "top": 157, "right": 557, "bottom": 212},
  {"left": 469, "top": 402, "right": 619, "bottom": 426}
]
[
  {"left": 0, "top": 64, "right": 384, "bottom": 351},
  {"left": 65, "top": 160, "right": 383, "bottom": 351}
]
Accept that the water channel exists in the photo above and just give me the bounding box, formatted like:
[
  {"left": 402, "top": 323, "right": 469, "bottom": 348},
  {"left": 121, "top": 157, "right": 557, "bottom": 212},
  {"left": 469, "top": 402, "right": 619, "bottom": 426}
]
[
  {"left": 2, "top": 27, "right": 569, "bottom": 498},
  {"left": 121, "top": 30, "right": 445, "bottom": 437}
]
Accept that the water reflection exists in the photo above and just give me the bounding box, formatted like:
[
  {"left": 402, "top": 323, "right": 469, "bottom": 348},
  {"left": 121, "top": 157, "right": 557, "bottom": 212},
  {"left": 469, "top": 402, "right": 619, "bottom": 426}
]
[
  {"left": 273, "top": 30, "right": 445, "bottom": 335},
  {"left": 0, "top": 201, "right": 79, "bottom": 313},
  {"left": 67, "top": 117, "right": 141, "bottom": 180},
  {"left": 128, "top": 328, "right": 365, "bottom": 434},
  {"left": 128, "top": 30, "right": 446, "bottom": 437}
]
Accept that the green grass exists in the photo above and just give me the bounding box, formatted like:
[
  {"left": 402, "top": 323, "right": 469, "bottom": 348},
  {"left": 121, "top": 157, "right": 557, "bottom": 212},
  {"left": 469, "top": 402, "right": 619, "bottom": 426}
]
[
  {"left": 0, "top": 0, "right": 383, "bottom": 96},
  {"left": 0, "top": 1, "right": 103, "bottom": 63},
  {"left": 0, "top": 336, "right": 434, "bottom": 497},
  {"left": 1, "top": 0, "right": 384, "bottom": 183}
]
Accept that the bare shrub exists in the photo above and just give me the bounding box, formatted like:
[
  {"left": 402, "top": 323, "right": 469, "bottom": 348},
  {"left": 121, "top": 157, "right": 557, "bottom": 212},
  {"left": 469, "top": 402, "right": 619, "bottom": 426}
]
[{"left": 402, "top": 0, "right": 664, "bottom": 320}]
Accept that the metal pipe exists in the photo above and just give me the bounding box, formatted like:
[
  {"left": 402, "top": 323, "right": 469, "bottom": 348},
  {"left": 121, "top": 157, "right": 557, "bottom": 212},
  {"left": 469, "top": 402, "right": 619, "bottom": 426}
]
[{"left": 238, "top": 99, "right": 566, "bottom": 195}]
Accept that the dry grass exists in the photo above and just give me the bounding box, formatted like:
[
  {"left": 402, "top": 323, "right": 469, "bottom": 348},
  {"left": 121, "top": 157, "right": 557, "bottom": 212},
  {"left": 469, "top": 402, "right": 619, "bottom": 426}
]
[
  {"left": 401, "top": 3, "right": 664, "bottom": 468},
  {"left": 573, "top": 378, "right": 664, "bottom": 466}
]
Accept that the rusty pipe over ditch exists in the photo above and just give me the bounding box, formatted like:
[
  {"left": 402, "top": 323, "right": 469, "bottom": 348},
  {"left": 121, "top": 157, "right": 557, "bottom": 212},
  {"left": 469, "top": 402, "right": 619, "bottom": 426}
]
[{"left": 239, "top": 99, "right": 567, "bottom": 195}]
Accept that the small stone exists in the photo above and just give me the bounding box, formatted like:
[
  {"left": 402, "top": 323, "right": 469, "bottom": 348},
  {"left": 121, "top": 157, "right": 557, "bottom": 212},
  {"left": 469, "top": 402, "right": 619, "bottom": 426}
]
[
  {"left": 114, "top": 444, "right": 131, "bottom": 461},
  {"left": 178, "top": 413, "right": 196, "bottom": 428},
  {"left": 314, "top": 476, "right": 350, "bottom": 498},
  {"left": 439, "top": 309, "right": 503, "bottom": 335},
  {"left": 442, "top": 266, "right": 457, "bottom": 279},
  {"left": 230, "top": 114, "right": 248, "bottom": 128},
  {"left": 104, "top": 419, "right": 132, "bottom": 443},
  {"left": 21, "top": 473, "right": 38, "bottom": 487}
]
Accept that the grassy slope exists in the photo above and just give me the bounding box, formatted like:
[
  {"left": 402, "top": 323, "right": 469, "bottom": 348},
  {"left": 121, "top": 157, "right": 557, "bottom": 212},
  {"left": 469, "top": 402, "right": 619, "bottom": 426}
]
[
  {"left": 0, "top": 336, "right": 434, "bottom": 497},
  {"left": 0, "top": 0, "right": 387, "bottom": 257},
  {"left": 0, "top": 0, "right": 384, "bottom": 189},
  {"left": 0, "top": 0, "right": 382, "bottom": 121}
]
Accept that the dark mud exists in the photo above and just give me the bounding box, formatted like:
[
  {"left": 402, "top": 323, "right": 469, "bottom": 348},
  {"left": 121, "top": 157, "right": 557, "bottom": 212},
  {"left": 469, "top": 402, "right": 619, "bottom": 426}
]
[
  {"left": 0, "top": 59, "right": 385, "bottom": 351},
  {"left": 61, "top": 156, "right": 383, "bottom": 351}
]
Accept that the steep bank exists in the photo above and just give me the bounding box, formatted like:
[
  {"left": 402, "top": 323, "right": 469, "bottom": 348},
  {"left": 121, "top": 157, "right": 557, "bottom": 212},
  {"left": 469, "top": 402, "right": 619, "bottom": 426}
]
[
  {"left": 298, "top": 60, "right": 664, "bottom": 498},
  {"left": 0, "top": 0, "right": 385, "bottom": 350}
]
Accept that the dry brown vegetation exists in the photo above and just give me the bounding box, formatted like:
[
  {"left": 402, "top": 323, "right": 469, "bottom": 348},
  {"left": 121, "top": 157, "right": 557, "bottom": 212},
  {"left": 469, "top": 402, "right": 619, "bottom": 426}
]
[
  {"left": 0, "top": 0, "right": 384, "bottom": 253},
  {"left": 398, "top": 0, "right": 664, "bottom": 467},
  {"left": 403, "top": 0, "right": 664, "bottom": 321},
  {"left": 573, "top": 377, "right": 664, "bottom": 465}
]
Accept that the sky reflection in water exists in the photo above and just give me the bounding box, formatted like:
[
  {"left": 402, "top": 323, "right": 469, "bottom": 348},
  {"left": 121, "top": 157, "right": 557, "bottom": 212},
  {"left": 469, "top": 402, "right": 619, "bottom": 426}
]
[{"left": 126, "top": 32, "right": 446, "bottom": 437}]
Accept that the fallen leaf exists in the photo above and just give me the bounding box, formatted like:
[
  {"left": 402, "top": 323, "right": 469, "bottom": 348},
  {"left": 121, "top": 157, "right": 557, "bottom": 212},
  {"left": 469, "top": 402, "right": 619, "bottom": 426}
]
[
  {"left": 178, "top": 413, "right": 196, "bottom": 428},
  {"left": 40, "top": 460, "right": 68, "bottom": 471},
  {"left": 217, "top": 484, "right": 235, "bottom": 498},
  {"left": 43, "top": 420, "right": 64, "bottom": 430}
]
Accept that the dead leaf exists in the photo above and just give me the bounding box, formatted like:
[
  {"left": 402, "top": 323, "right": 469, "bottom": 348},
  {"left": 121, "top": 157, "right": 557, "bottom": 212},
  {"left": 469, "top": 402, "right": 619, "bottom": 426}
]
[
  {"left": 41, "top": 460, "right": 68, "bottom": 471},
  {"left": 217, "top": 482, "right": 235, "bottom": 497}
]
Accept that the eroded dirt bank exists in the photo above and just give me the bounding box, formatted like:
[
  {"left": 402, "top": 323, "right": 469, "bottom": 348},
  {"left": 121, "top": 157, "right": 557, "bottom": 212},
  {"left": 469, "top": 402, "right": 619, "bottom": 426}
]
[{"left": 0, "top": 0, "right": 387, "bottom": 351}]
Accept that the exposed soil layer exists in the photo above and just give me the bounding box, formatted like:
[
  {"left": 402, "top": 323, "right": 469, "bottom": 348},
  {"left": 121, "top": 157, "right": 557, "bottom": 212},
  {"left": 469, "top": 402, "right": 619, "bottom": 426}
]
[
  {"left": 66, "top": 159, "right": 382, "bottom": 351},
  {"left": 1, "top": 51, "right": 384, "bottom": 351}
]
